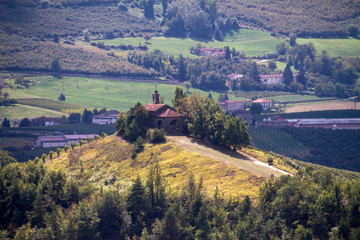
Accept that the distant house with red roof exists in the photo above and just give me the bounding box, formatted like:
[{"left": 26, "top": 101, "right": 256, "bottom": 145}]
[
  {"left": 252, "top": 98, "right": 273, "bottom": 110},
  {"left": 144, "top": 90, "right": 185, "bottom": 132},
  {"left": 199, "top": 47, "right": 226, "bottom": 57},
  {"left": 92, "top": 110, "right": 120, "bottom": 125}
]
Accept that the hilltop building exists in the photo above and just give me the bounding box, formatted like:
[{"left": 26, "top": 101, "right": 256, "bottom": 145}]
[{"left": 144, "top": 90, "right": 186, "bottom": 132}]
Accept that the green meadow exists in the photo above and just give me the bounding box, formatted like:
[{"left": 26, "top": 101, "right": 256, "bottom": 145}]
[
  {"left": 297, "top": 37, "right": 360, "bottom": 58},
  {"left": 3, "top": 76, "right": 243, "bottom": 119},
  {"left": 98, "top": 29, "right": 282, "bottom": 58}
]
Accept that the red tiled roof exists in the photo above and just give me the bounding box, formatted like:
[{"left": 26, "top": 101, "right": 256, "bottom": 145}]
[
  {"left": 252, "top": 98, "right": 272, "bottom": 103},
  {"left": 157, "top": 108, "right": 185, "bottom": 118},
  {"left": 144, "top": 104, "right": 167, "bottom": 111},
  {"left": 225, "top": 100, "right": 246, "bottom": 103}
]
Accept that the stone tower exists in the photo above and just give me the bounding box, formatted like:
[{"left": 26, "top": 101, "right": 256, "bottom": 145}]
[{"left": 152, "top": 90, "right": 160, "bottom": 104}]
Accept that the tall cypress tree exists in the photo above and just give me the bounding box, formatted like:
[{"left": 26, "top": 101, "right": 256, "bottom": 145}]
[
  {"left": 283, "top": 63, "right": 294, "bottom": 86},
  {"left": 249, "top": 62, "right": 261, "bottom": 83}
]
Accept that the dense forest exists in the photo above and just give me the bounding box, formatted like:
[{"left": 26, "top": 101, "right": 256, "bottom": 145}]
[{"left": 1, "top": 150, "right": 360, "bottom": 239}]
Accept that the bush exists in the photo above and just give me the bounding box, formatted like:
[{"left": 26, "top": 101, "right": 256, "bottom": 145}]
[
  {"left": 148, "top": 128, "right": 166, "bottom": 143},
  {"left": 132, "top": 136, "right": 144, "bottom": 159},
  {"left": 267, "top": 156, "right": 274, "bottom": 165},
  {"left": 118, "top": 4, "right": 128, "bottom": 11}
]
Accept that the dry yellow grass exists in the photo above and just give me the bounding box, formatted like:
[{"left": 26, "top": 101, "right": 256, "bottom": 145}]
[
  {"left": 46, "top": 135, "right": 268, "bottom": 199},
  {"left": 286, "top": 100, "right": 357, "bottom": 113}
]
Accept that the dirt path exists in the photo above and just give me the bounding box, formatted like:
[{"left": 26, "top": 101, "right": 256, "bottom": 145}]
[{"left": 168, "top": 136, "right": 291, "bottom": 178}]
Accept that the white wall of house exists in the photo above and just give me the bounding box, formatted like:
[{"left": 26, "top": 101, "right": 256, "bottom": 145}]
[{"left": 92, "top": 116, "right": 117, "bottom": 125}]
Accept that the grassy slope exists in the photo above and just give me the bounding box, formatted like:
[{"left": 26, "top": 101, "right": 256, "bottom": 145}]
[
  {"left": 98, "top": 30, "right": 282, "bottom": 58},
  {"left": 297, "top": 38, "right": 360, "bottom": 58},
  {"left": 10, "top": 76, "right": 243, "bottom": 113},
  {"left": 0, "top": 104, "right": 66, "bottom": 119},
  {"left": 46, "top": 135, "right": 267, "bottom": 199}
]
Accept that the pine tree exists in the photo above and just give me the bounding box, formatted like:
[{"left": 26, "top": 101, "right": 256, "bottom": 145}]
[
  {"left": 283, "top": 64, "right": 294, "bottom": 86},
  {"left": 177, "top": 54, "right": 187, "bottom": 81},
  {"left": 296, "top": 66, "right": 307, "bottom": 88},
  {"left": 127, "top": 176, "right": 145, "bottom": 223},
  {"left": 1, "top": 118, "right": 10, "bottom": 128}
]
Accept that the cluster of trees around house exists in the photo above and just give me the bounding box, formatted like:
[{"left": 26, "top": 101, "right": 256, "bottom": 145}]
[
  {"left": 1, "top": 149, "right": 360, "bottom": 239},
  {"left": 173, "top": 88, "right": 250, "bottom": 150},
  {"left": 275, "top": 41, "right": 360, "bottom": 98},
  {"left": 115, "top": 88, "right": 250, "bottom": 150}
]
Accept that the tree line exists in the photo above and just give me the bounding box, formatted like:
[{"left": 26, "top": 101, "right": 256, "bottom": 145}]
[{"left": 1, "top": 149, "right": 360, "bottom": 239}]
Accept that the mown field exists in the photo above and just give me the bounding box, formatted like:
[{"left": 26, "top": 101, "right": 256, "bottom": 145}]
[
  {"left": 285, "top": 100, "right": 358, "bottom": 113},
  {"left": 97, "top": 30, "right": 282, "bottom": 58},
  {"left": 297, "top": 37, "right": 360, "bottom": 58},
  {"left": 0, "top": 104, "right": 66, "bottom": 120},
  {"left": 3, "top": 76, "right": 242, "bottom": 119}
]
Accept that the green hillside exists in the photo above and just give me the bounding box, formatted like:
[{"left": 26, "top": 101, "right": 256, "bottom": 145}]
[
  {"left": 219, "top": 0, "right": 360, "bottom": 37},
  {"left": 98, "top": 30, "right": 281, "bottom": 58}
]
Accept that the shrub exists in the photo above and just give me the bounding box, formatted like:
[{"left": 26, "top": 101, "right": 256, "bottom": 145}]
[
  {"left": 118, "top": 4, "right": 128, "bottom": 11},
  {"left": 86, "top": 137, "right": 94, "bottom": 143},
  {"left": 94, "top": 135, "right": 101, "bottom": 140},
  {"left": 64, "top": 145, "right": 71, "bottom": 152},
  {"left": 149, "top": 128, "right": 166, "bottom": 143},
  {"left": 79, "top": 140, "right": 87, "bottom": 146},
  {"left": 101, "top": 132, "right": 108, "bottom": 137},
  {"left": 132, "top": 136, "right": 144, "bottom": 159},
  {"left": 267, "top": 156, "right": 274, "bottom": 165}
]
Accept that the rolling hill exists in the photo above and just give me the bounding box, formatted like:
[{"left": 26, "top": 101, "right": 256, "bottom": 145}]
[
  {"left": 45, "top": 134, "right": 294, "bottom": 199},
  {"left": 45, "top": 133, "right": 360, "bottom": 201}
]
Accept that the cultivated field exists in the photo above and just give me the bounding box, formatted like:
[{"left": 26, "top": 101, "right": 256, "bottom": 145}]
[
  {"left": 97, "top": 30, "right": 282, "bottom": 58},
  {"left": 286, "top": 100, "right": 357, "bottom": 113},
  {"left": 297, "top": 37, "right": 360, "bottom": 58}
]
